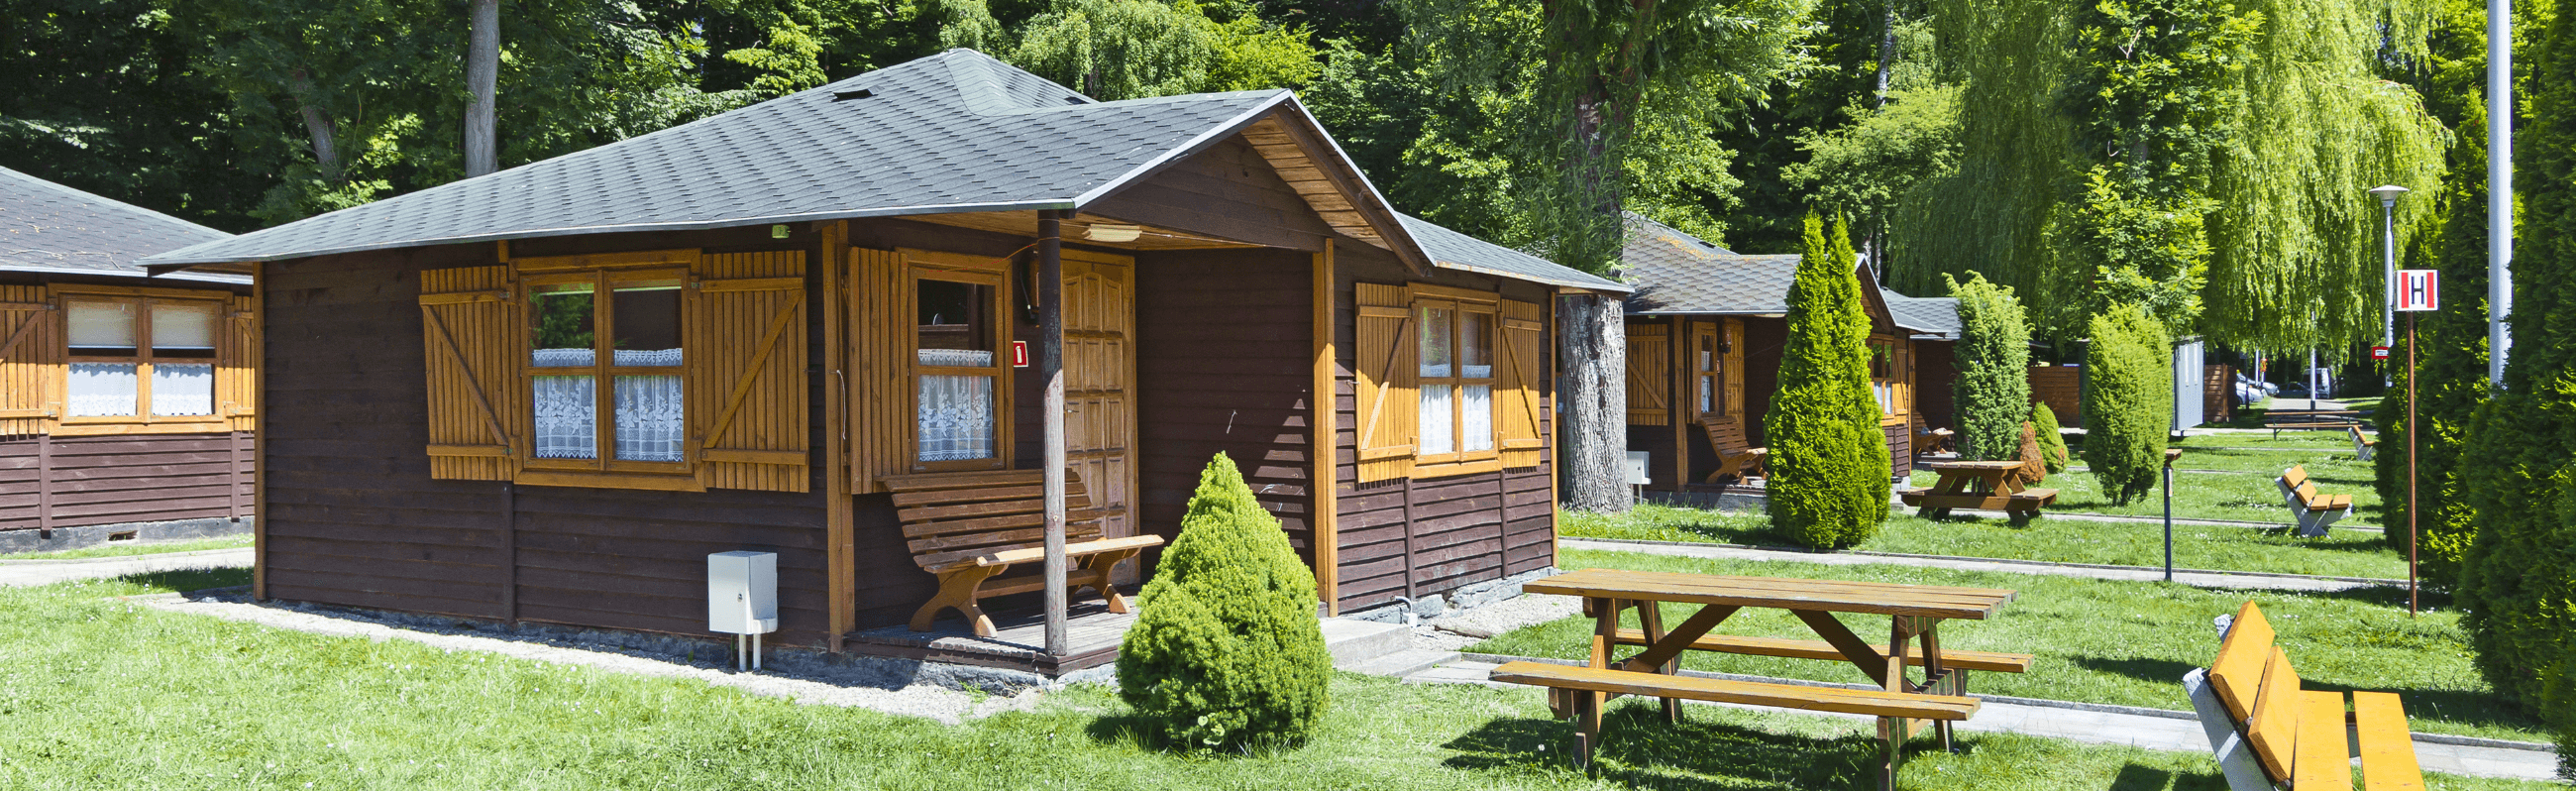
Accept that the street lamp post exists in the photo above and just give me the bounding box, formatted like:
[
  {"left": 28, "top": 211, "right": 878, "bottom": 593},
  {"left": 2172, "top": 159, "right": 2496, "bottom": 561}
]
[
  {"left": 2371, "top": 184, "right": 2415, "bottom": 616},
  {"left": 2374, "top": 185, "right": 2409, "bottom": 389}
]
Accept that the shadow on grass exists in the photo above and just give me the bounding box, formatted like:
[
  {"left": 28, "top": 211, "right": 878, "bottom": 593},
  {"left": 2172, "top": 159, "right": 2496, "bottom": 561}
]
[
  {"left": 1080, "top": 710, "right": 1316, "bottom": 757},
  {"left": 112, "top": 567, "right": 250, "bottom": 594},
  {"left": 1442, "top": 704, "right": 1901, "bottom": 790},
  {"left": 2109, "top": 762, "right": 2233, "bottom": 790}
]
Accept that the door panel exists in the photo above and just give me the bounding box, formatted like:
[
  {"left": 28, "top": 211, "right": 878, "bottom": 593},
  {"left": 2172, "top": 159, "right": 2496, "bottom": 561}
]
[{"left": 1061, "top": 253, "right": 1136, "bottom": 538}]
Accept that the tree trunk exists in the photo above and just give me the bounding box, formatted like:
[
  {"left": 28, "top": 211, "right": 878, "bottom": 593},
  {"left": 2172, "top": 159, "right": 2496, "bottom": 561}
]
[
  {"left": 287, "top": 70, "right": 340, "bottom": 181},
  {"left": 464, "top": 0, "right": 499, "bottom": 177},
  {"left": 1873, "top": 0, "right": 1898, "bottom": 109},
  {"left": 1557, "top": 292, "right": 1632, "bottom": 512}
]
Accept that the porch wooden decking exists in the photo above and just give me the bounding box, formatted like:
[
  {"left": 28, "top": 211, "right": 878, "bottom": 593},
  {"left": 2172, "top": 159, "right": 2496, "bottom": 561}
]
[{"left": 841, "top": 600, "right": 1135, "bottom": 676}]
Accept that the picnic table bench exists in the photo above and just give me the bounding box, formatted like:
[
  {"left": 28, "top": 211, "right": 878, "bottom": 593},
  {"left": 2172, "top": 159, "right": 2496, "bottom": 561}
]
[
  {"left": 2348, "top": 425, "right": 2377, "bottom": 461},
  {"left": 1900, "top": 422, "right": 2055, "bottom": 520},
  {"left": 1489, "top": 568, "right": 2030, "bottom": 789},
  {"left": 2275, "top": 465, "right": 2353, "bottom": 537},
  {"left": 1697, "top": 416, "right": 1768, "bottom": 485},
  {"left": 2264, "top": 409, "right": 2364, "bottom": 438},
  {"left": 881, "top": 469, "right": 1163, "bottom": 636},
  {"left": 2185, "top": 601, "right": 2424, "bottom": 791}
]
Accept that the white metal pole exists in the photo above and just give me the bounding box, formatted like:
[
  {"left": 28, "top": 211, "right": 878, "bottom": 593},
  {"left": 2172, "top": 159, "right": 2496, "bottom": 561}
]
[
  {"left": 2491, "top": 0, "right": 2514, "bottom": 387},
  {"left": 2383, "top": 199, "right": 2397, "bottom": 352}
]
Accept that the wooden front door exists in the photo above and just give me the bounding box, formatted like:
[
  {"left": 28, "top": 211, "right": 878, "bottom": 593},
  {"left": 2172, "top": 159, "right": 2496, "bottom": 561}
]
[{"left": 1059, "top": 250, "right": 1137, "bottom": 538}]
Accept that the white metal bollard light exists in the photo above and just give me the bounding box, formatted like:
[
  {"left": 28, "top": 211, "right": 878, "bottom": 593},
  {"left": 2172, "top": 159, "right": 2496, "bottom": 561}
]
[{"left": 707, "top": 551, "right": 779, "bottom": 671}]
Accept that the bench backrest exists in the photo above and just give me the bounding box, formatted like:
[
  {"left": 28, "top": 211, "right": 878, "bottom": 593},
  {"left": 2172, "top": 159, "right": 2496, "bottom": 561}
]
[
  {"left": 2207, "top": 601, "right": 2302, "bottom": 784},
  {"left": 881, "top": 469, "right": 1102, "bottom": 571},
  {"left": 1703, "top": 417, "right": 1755, "bottom": 453},
  {"left": 2279, "top": 465, "right": 2315, "bottom": 503},
  {"left": 2348, "top": 425, "right": 2368, "bottom": 442}
]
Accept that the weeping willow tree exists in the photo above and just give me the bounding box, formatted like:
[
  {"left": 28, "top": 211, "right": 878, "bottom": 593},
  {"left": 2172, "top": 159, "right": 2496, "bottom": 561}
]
[{"left": 1897, "top": 0, "right": 2447, "bottom": 350}]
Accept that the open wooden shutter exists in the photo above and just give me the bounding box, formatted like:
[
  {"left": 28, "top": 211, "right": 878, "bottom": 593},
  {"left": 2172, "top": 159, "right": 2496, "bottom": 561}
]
[
  {"left": 420, "top": 266, "right": 521, "bottom": 481},
  {"left": 219, "top": 294, "right": 259, "bottom": 432},
  {"left": 848, "top": 248, "right": 911, "bottom": 494},
  {"left": 0, "top": 285, "right": 60, "bottom": 436},
  {"left": 1723, "top": 318, "right": 1746, "bottom": 418},
  {"left": 1354, "top": 282, "right": 1416, "bottom": 482},
  {"left": 1498, "top": 298, "right": 1546, "bottom": 468},
  {"left": 689, "top": 251, "right": 809, "bottom": 493},
  {"left": 1626, "top": 322, "right": 1669, "bottom": 425}
]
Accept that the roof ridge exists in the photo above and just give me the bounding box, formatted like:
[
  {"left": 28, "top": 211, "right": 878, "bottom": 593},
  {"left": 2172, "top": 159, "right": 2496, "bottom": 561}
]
[{"left": 0, "top": 165, "right": 230, "bottom": 241}]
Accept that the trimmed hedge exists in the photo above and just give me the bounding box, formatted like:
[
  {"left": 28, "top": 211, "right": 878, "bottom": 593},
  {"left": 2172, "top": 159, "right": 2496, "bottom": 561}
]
[
  {"left": 1116, "top": 453, "right": 1332, "bottom": 750},
  {"left": 2369, "top": 99, "right": 2494, "bottom": 589},
  {"left": 2079, "top": 304, "right": 2171, "bottom": 505},
  {"left": 2029, "top": 401, "right": 2070, "bottom": 475},
  {"left": 1764, "top": 212, "right": 1891, "bottom": 549},
  {"left": 1948, "top": 273, "right": 2034, "bottom": 461}
]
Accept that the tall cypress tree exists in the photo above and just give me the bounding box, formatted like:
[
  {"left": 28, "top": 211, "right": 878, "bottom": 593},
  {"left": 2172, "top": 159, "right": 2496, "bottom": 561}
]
[
  {"left": 2081, "top": 304, "right": 2173, "bottom": 505},
  {"left": 1947, "top": 273, "right": 2033, "bottom": 460},
  {"left": 2456, "top": 0, "right": 2576, "bottom": 717},
  {"left": 1767, "top": 212, "right": 1892, "bottom": 548}
]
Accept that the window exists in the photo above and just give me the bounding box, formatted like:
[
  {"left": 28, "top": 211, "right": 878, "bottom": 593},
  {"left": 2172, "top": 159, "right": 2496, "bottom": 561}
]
[
  {"left": 913, "top": 274, "right": 1006, "bottom": 469},
  {"left": 1691, "top": 322, "right": 1723, "bottom": 419},
  {"left": 63, "top": 298, "right": 223, "bottom": 420},
  {"left": 1355, "top": 282, "right": 1546, "bottom": 482},
  {"left": 1869, "top": 339, "right": 1908, "bottom": 421},
  {"left": 419, "top": 249, "right": 810, "bottom": 493}
]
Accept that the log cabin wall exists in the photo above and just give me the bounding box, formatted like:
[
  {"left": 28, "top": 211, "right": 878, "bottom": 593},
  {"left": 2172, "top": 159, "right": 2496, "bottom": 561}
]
[
  {"left": 1131, "top": 247, "right": 1316, "bottom": 567},
  {"left": 0, "top": 432, "right": 254, "bottom": 531},
  {"left": 260, "top": 223, "right": 840, "bottom": 646},
  {"left": 1330, "top": 241, "right": 1555, "bottom": 613},
  {"left": 1914, "top": 340, "right": 1957, "bottom": 435}
]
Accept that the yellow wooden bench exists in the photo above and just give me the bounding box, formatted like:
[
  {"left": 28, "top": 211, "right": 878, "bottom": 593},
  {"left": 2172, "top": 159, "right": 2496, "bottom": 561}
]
[
  {"left": 2185, "top": 601, "right": 2424, "bottom": 791},
  {"left": 2348, "top": 425, "right": 2377, "bottom": 462},
  {"left": 882, "top": 469, "right": 1163, "bottom": 636},
  {"left": 1697, "top": 416, "right": 1768, "bottom": 485},
  {"left": 2276, "top": 465, "right": 2353, "bottom": 537}
]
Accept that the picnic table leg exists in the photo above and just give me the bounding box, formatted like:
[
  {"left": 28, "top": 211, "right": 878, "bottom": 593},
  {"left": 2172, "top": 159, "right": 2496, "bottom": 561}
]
[
  {"left": 1921, "top": 622, "right": 1954, "bottom": 752},
  {"left": 1579, "top": 596, "right": 1617, "bottom": 766},
  {"left": 1639, "top": 603, "right": 1680, "bottom": 724},
  {"left": 1878, "top": 616, "right": 1922, "bottom": 791}
]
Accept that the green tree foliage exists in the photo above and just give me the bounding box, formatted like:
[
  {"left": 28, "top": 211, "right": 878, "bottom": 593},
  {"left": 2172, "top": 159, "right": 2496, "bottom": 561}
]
[
  {"left": 936, "top": 0, "right": 1320, "bottom": 101},
  {"left": 1721, "top": 0, "right": 1942, "bottom": 255},
  {"left": 2030, "top": 400, "right": 2070, "bottom": 474},
  {"left": 1765, "top": 213, "right": 1891, "bottom": 548},
  {"left": 1117, "top": 453, "right": 1332, "bottom": 751},
  {"left": 1782, "top": 82, "right": 1963, "bottom": 259},
  {"left": 2455, "top": 0, "right": 2576, "bottom": 719},
  {"left": 1945, "top": 272, "right": 2032, "bottom": 460},
  {"left": 2080, "top": 304, "right": 2172, "bottom": 505}
]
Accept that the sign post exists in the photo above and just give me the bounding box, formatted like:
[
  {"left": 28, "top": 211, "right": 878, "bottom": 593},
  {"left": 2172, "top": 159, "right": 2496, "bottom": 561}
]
[{"left": 2396, "top": 269, "right": 2438, "bottom": 617}]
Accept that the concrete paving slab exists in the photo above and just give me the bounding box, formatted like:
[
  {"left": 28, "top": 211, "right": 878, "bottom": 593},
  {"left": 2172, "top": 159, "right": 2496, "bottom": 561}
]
[{"left": 0, "top": 547, "right": 252, "bottom": 587}]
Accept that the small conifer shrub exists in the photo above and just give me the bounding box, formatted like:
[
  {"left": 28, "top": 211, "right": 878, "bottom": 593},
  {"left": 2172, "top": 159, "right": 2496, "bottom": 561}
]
[
  {"left": 1116, "top": 453, "right": 1331, "bottom": 751},
  {"left": 2079, "top": 304, "right": 2172, "bottom": 505},
  {"left": 2029, "top": 401, "right": 2070, "bottom": 475},
  {"left": 1947, "top": 273, "right": 2033, "bottom": 461}
]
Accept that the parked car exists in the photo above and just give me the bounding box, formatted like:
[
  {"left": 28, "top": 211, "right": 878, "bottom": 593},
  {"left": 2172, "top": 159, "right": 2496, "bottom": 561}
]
[{"left": 2278, "top": 382, "right": 2309, "bottom": 398}]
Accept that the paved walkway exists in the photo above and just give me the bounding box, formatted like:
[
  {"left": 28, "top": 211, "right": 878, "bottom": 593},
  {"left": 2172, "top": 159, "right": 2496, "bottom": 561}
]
[
  {"left": 1559, "top": 538, "right": 2394, "bottom": 592},
  {"left": 1404, "top": 658, "right": 2558, "bottom": 781},
  {"left": 0, "top": 547, "right": 252, "bottom": 587}
]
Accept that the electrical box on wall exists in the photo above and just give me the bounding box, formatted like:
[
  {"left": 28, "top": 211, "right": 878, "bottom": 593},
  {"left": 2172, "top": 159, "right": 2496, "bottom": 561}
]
[{"left": 707, "top": 551, "right": 778, "bottom": 635}]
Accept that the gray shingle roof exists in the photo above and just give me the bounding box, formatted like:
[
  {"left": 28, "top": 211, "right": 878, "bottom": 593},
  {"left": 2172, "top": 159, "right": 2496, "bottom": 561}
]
[
  {"left": 1399, "top": 214, "right": 1629, "bottom": 292},
  {"left": 0, "top": 166, "right": 235, "bottom": 281},
  {"left": 142, "top": 50, "right": 1295, "bottom": 268},
  {"left": 1617, "top": 216, "right": 1797, "bottom": 314},
  {"left": 1884, "top": 292, "right": 1961, "bottom": 339}
]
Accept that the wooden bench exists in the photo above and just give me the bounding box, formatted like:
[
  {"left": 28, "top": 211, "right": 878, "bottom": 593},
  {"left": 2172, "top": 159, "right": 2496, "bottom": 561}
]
[
  {"left": 1491, "top": 660, "right": 1982, "bottom": 756},
  {"left": 882, "top": 469, "right": 1164, "bottom": 636},
  {"left": 1608, "top": 629, "right": 2035, "bottom": 674},
  {"left": 1697, "top": 416, "right": 1769, "bottom": 485},
  {"left": 1900, "top": 422, "right": 2058, "bottom": 520},
  {"left": 2348, "top": 425, "right": 2377, "bottom": 461},
  {"left": 2184, "top": 601, "right": 2424, "bottom": 791},
  {"left": 2265, "top": 409, "right": 2364, "bottom": 438},
  {"left": 2275, "top": 465, "right": 2353, "bottom": 537}
]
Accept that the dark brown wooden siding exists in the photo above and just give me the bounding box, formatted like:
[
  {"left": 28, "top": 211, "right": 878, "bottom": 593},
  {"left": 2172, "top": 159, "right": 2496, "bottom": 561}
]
[
  {"left": 1914, "top": 340, "right": 1957, "bottom": 433},
  {"left": 0, "top": 431, "right": 254, "bottom": 531},
  {"left": 1331, "top": 241, "right": 1555, "bottom": 613},
  {"left": 1132, "top": 248, "right": 1316, "bottom": 567},
  {"left": 1742, "top": 317, "right": 1785, "bottom": 447},
  {"left": 260, "top": 223, "right": 841, "bottom": 646}
]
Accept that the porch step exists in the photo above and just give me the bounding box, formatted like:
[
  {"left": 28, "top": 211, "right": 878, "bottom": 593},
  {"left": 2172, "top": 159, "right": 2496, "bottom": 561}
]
[
  {"left": 1321, "top": 618, "right": 1414, "bottom": 669},
  {"left": 1345, "top": 649, "right": 1460, "bottom": 678}
]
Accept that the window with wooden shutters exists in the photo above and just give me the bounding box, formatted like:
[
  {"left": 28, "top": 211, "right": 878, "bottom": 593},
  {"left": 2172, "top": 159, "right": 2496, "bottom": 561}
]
[
  {"left": 1625, "top": 322, "right": 1669, "bottom": 425},
  {"left": 420, "top": 266, "right": 523, "bottom": 482},
  {"left": 220, "top": 294, "right": 259, "bottom": 432},
  {"left": 1496, "top": 298, "right": 1545, "bottom": 468},
  {"left": 1353, "top": 282, "right": 1415, "bottom": 483},
  {"left": 689, "top": 251, "right": 808, "bottom": 493},
  {"left": 1723, "top": 318, "right": 1746, "bottom": 420},
  {"left": 1414, "top": 288, "right": 1499, "bottom": 468},
  {"left": 1688, "top": 321, "right": 1722, "bottom": 421}
]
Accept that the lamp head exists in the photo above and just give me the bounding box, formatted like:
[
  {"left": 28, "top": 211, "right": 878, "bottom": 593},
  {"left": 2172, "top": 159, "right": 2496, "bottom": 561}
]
[{"left": 2369, "top": 184, "right": 2410, "bottom": 207}]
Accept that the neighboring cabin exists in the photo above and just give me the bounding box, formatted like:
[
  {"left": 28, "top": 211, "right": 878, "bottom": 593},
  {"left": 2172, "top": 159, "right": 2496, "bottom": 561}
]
[
  {"left": 141, "top": 51, "right": 1627, "bottom": 669},
  {"left": 0, "top": 167, "right": 255, "bottom": 550},
  {"left": 1615, "top": 215, "right": 1957, "bottom": 494}
]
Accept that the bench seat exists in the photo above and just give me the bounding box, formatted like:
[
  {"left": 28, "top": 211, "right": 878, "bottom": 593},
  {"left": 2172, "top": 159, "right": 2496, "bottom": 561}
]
[
  {"left": 2276, "top": 466, "right": 2354, "bottom": 536},
  {"left": 1489, "top": 661, "right": 1981, "bottom": 721},
  {"left": 1608, "top": 628, "right": 2034, "bottom": 674},
  {"left": 1697, "top": 417, "right": 1768, "bottom": 484},
  {"left": 2193, "top": 601, "right": 2425, "bottom": 791},
  {"left": 884, "top": 469, "right": 1163, "bottom": 636}
]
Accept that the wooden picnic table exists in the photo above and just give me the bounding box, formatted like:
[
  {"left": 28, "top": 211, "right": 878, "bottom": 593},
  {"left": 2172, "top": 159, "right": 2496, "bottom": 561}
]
[
  {"left": 1494, "top": 568, "right": 2027, "bottom": 789},
  {"left": 1901, "top": 459, "right": 2058, "bottom": 519}
]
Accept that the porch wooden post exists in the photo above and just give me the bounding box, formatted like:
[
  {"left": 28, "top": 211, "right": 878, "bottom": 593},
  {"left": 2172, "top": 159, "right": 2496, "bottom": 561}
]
[{"left": 1038, "top": 210, "right": 1070, "bottom": 655}]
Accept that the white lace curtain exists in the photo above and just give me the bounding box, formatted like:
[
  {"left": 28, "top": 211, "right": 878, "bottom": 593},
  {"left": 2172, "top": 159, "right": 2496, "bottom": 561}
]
[
  {"left": 917, "top": 349, "right": 995, "bottom": 462},
  {"left": 614, "top": 375, "right": 685, "bottom": 462},
  {"left": 533, "top": 376, "right": 596, "bottom": 459},
  {"left": 67, "top": 363, "right": 137, "bottom": 416},
  {"left": 153, "top": 364, "right": 215, "bottom": 416}
]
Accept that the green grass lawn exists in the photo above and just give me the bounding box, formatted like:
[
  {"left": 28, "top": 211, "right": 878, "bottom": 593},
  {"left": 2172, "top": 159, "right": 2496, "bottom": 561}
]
[
  {"left": 1562, "top": 504, "right": 2407, "bottom": 580},
  {"left": 3, "top": 534, "right": 253, "bottom": 561},
  {"left": 1475, "top": 548, "right": 2545, "bottom": 743},
  {"left": 2172, "top": 431, "right": 2368, "bottom": 450},
  {"left": 1919, "top": 448, "right": 2388, "bottom": 527},
  {"left": 0, "top": 568, "right": 2555, "bottom": 790}
]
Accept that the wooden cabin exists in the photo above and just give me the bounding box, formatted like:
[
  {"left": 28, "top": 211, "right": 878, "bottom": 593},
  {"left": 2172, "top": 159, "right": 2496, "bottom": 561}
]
[
  {"left": 141, "top": 51, "right": 1627, "bottom": 671},
  {"left": 1615, "top": 216, "right": 1954, "bottom": 494},
  {"left": 0, "top": 167, "right": 255, "bottom": 551}
]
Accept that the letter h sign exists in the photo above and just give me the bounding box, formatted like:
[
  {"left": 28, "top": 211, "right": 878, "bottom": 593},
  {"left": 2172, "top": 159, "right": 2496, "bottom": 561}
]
[{"left": 2396, "top": 270, "right": 2438, "bottom": 311}]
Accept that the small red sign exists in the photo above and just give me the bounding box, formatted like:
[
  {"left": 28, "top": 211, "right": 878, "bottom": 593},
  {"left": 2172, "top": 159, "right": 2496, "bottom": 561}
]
[
  {"left": 2396, "top": 270, "right": 2439, "bottom": 311},
  {"left": 2371, "top": 346, "right": 2391, "bottom": 361},
  {"left": 1012, "top": 340, "right": 1029, "bottom": 368}
]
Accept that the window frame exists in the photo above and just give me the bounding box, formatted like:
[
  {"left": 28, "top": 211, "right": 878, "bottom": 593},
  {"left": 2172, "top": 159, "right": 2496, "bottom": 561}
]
[
  {"left": 1409, "top": 283, "right": 1502, "bottom": 475},
  {"left": 56, "top": 290, "right": 231, "bottom": 429},
  {"left": 907, "top": 266, "right": 1014, "bottom": 474},
  {"left": 1869, "top": 336, "right": 1909, "bottom": 424},
  {"left": 518, "top": 266, "right": 695, "bottom": 476},
  {"left": 1688, "top": 320, "right": 1724, "bottom": 421}
]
